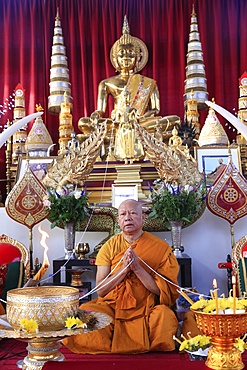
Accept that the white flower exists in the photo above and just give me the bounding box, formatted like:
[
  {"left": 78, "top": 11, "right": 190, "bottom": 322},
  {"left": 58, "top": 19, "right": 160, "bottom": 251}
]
[
  {"left": 43, "top": 199, "right": 51, "bottom": 208},
  {"left": 184, "top": 184, "right": 194, "bottom": 193},
  {"left": 74, "top": 191, "right": 81, "bottom": 200}
]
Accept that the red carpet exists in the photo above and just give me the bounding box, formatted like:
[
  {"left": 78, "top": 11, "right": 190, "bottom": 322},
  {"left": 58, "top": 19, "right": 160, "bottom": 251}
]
[{"left": 1, "top": 338, "right": 247, "bottom": 369}]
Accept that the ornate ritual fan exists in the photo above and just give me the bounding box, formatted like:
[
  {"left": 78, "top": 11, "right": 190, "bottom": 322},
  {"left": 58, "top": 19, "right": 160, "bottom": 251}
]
[
  {"left": 5, "top": 161, "right": 49, "bottom": 273},
  {"left": 206, "top": 148, "right": 247, "bottom": 247}
]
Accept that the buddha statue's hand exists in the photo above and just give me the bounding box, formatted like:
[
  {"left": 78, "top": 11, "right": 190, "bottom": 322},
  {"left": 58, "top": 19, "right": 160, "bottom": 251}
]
[
  {"left": 142, "top": 109, "right": 157, "bottom": 118},
  {"left": 90, "top": 110, "right": 104, "bottom": 122}
]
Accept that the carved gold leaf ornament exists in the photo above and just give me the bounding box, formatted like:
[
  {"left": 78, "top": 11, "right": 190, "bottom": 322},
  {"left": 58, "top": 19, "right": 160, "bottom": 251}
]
[
  {"left": 43, "top": 119, "right": 107, "bottom": 190},
  {"left": 135, "top": 122, "right": 202, "bottom": 186},
  {"left": 206, "top": 155, "right": 247, "bottom": 225},
  {"left": 5, "top": 165, "right": 49, "bottom": 228}
]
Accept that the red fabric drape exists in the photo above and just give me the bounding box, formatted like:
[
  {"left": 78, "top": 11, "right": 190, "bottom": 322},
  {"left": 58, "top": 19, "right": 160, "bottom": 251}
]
[{"left": 0, "top": 0, "right": 245, "bottom": 200}]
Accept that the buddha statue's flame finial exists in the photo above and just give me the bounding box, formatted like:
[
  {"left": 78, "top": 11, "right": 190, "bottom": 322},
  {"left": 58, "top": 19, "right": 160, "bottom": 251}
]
[
  {"left": 122, "top": 15, "right": 130, "bottom": 35},
  {"left": 120, "top": 15, "right": 133, "bottom": 46}
]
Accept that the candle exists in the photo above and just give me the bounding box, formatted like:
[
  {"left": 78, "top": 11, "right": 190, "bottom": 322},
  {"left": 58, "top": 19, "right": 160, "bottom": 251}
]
[
  {"left": 213, "top": 279, "right": 219, "bottom": 314},
  {"left": 232, "top": 276, "right": 236, "bottom": 314},
  {"left": 173, "top": 335, "right": 182, "bottom": 345},
  {"left": 178, "top": 289, "right": 194, "bottom": 305},
  {"left": 210, "top": 289, "right": 214, "bottom": 300}
]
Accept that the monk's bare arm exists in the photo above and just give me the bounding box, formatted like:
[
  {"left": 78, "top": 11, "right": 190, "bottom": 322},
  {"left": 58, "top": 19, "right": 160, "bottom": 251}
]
[{"left": 96, "top": 263, "right": 129, "bottom": 297}]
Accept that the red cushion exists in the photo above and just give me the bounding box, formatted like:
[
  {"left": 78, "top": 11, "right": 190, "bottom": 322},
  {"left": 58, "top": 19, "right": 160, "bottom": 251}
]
[
  {"left": 0, "top": 264, "right": 8, "bottom": 297},
  {"left": 0, "top": 243, "right": 21, "bottom": 264}
]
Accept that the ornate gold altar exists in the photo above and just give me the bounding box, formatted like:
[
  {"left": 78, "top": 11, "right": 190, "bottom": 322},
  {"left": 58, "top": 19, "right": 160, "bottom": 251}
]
[{"left": 191, "top": 309, "right": 247, "bottom": 370}]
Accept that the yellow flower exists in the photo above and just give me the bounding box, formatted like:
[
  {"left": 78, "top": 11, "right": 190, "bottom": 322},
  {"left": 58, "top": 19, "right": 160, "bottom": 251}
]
[
  {"left": 65, "top": 316, "right": 87, "bottom": 329},
  {"left": 20, "top": 318, "right": 39, "bottom": 333},
  {"left": 179, "top": 339, "right": 190, "bottom": 351},
  {"left": 190, "top": 299, "right": 207, "bottom": 311},
  {"left": 203, "top": 302, "right": 216, "bottom": 313},
  {"left": 179, "top": 335, "right": 211, "bottom": 352},
  {"left": 235, "top": 338, "right": 246, "bottom": 353}
]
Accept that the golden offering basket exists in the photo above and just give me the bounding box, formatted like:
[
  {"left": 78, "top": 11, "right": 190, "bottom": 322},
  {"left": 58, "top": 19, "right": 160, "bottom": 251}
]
[
  {"left": 7, "top": 286, "right": 79, "bottom": 331},
  {"left": 191, "top": 309, "right": 247, "bottom": 370}
]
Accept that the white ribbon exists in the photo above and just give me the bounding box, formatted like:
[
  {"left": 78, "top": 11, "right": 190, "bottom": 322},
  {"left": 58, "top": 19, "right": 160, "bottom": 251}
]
[{"left": 0, "top": 112, "right": 43, "bottom": 148}]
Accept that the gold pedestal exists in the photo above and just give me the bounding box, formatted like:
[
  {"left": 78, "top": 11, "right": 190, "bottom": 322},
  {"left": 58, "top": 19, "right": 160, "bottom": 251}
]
[
  {"left": 114, "top": 164, "right": 147, "bottom": 200},
  {"left": 207, "top": 338, "right": 243, "bottom": 370},
  {"left": 191, "top": 309, "right": 247, "bottom": 370},
  {"left": 68, "top": 268, "right": 91, "bottom": 287},
  {"left": 22, "top": 337, "right": 64, "bottom": 370}
]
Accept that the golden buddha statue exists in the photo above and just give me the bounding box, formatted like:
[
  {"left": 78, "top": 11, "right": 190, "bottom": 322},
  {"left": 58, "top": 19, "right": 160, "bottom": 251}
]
[{"left": 78, "top": 16, "right": 179, "bottom": 163}]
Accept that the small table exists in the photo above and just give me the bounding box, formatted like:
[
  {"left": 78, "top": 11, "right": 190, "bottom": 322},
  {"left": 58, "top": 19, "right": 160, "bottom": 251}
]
[
  {"left": 177, "top": 253, "right": 192, "bottom": 287},
  {"left": 53, "top": 257, "right": 96, "bottom": 285},
  {"left": 53, "top": 254, "right": 192, "bottom": 290}
]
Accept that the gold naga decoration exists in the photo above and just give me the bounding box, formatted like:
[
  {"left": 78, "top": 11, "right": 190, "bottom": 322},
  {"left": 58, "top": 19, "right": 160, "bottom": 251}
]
[
  {"left": 43, "top": 119, "right": 107, "bottom": 190},
  {"left": 135, "top": 122, "right": 203, "bottom": 186}
]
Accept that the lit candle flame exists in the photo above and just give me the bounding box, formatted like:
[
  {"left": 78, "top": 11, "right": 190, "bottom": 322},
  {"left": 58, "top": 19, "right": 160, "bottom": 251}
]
[
  {"left": 212, "top": 278, "right": 217, "bottom": 289},
  {"left": 38, "top": 225, "right": 49, "bottom": 265},
  {"left": 33, "top": 225, "right": 50, "bottom": 280}
]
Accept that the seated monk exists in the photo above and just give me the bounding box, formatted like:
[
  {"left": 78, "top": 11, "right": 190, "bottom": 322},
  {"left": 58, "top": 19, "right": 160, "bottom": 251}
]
[
  {"left": 78, "top": 16, "right": 179, "bottom": 163},
  {"left": 63, "top": 199, "right": 180, "bottom": 354}
]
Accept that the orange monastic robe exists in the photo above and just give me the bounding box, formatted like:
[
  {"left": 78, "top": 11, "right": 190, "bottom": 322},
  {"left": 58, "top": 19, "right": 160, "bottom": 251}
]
[{"left": 63, "top": 231, "right": 180, "bottom": 354}]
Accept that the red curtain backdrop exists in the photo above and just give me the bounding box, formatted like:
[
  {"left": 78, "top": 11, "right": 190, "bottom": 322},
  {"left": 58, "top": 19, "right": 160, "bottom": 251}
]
[{"left": 0, "top": 0, "right": 246, "bottom": 199}]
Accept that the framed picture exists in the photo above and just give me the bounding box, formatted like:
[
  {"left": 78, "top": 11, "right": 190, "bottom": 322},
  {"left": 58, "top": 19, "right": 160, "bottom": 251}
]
[
  {"left": 112, "top": 184, "right": 138, "bottom": 208},
  {"left": 16, "top": 157, "right": 56, "bottom": 183},
  {"left": 195, "top": 146, "right": 241, "bottom": 188}
]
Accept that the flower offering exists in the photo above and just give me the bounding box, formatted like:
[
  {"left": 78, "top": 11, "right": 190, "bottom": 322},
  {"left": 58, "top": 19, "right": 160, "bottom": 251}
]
[
  {"left": 43, "top": 184, "right": 91, "bottom": 228},
  {"left": 148, "top": 179, "right": 207, "bottom": 227}
]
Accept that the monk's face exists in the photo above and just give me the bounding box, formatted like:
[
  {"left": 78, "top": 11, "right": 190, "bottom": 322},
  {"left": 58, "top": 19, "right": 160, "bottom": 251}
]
[{"left": 117, "top": 200, "right": 145, "bottom": 234}]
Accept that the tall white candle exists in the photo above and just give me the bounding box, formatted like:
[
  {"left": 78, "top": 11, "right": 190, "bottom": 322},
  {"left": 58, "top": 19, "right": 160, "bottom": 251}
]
[{"left": 213, "top": 278, "right": 219, "bottom": 314}]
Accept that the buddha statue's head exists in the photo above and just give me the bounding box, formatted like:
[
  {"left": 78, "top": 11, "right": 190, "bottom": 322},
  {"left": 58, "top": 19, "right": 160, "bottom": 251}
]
[{"left": 110, "top": 15, "right": 148, "bottom": 73}]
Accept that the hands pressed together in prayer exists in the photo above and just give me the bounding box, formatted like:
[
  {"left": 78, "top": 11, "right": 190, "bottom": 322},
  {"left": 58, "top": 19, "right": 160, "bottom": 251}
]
[
  {"left": 122, "top": 246, "right": 160, "bottom": 296},
  {"left": 123, "top": 246, "right": 140, "bottom": 273}
]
